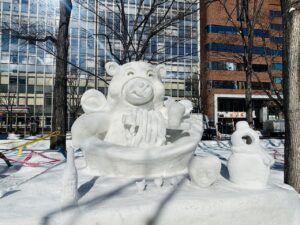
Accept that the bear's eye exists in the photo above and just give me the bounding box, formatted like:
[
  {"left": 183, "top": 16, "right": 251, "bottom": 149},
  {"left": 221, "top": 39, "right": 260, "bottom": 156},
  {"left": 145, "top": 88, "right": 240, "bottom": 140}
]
[
  {"left": 147, "top": 71, "right": 155, "bottom": 78},
  {"left": 127, "top": 71, "right": 134, "bottom": 76}
]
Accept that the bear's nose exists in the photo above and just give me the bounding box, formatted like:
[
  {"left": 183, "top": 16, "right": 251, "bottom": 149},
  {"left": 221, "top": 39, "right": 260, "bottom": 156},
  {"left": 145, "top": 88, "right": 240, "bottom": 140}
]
[{"left": 138, "top": 81, "right": 149, "bottom": 88}]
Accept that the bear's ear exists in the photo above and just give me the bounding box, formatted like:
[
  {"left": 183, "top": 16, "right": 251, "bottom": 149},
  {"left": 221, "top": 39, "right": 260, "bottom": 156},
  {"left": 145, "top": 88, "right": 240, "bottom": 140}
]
[
  {"left": 156, "top": 64, "right": 166, "bottom": 79},
  {"left": 105, "top": 61, "right": 120, "bottom": 76}
]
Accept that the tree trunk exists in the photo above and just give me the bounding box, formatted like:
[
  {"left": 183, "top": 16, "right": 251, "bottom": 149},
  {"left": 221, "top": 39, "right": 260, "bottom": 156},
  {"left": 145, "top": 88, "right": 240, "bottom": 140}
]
[
  {"left": 282, "top": 0, "right": 300, "bottom": 192},
  {"left": 245, "top": 67, "right": 253, "bottom": 126},
  {"left": 50, "top": 0, "right": 72, "bottom": 151}
]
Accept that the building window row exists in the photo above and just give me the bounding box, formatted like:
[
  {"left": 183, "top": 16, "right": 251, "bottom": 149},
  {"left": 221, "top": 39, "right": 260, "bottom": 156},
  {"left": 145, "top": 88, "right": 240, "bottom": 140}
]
[
  {"left": 269, "top": 10, "right": 282, "bottom": 18},
  {"left": 165, "top": 42, "right": 198, "bottom": 56},
  {"left": 208, "top": 80, "right": 272, "bottom": 90},
  {"left": 206, "top": 24, "right": 282, "bottom": 44},
  {"left": 165, "top": 71, "right": 193, "bottom": 80},
  {"left": 270, "top": 23, "right": 283, "bottom": 31},
  {"left": 270, "top": 36, "right": 283, "bottom": 44},
  {"left": 2, "top": 0, "right": 58, "bottom": 14},
  {"left": 208, "top": 61, "right": 274, "bottom": 72},
  {"left": 205, "top": 43, "right": 283, "bottom": 56},
  {"left": 206, "top": 25, "right": 269, "bottom": 37}
]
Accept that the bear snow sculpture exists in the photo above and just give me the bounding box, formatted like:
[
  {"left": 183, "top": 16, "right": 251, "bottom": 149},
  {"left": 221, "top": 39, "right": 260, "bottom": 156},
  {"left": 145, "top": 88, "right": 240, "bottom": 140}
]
[
  {"left": 72, "top": 61, "right": 187, "bottom": 148},
  {"left": 71, "top": 61, "right": 203, "bottom": 177}
]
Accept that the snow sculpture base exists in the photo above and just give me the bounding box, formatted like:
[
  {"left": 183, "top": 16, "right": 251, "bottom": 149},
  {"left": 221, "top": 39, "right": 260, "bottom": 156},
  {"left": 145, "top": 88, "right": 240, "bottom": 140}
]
[
  {"left": 1, "top": 157, "right": 299, "bottom": 225},
  {"left": 69, "top": 185, "right": 300, "bottom": 225},
  {"left": 82, "top": 114, "right": 203, "bottom": 178}
]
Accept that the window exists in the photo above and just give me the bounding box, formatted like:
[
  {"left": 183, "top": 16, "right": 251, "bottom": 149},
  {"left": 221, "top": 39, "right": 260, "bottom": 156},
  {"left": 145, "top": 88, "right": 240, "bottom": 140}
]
[
  {"left": 272, "top": 77, "right": 283, "bottom": 84},
  {"left": 179, "top": 43, "right": 184, "bottom": 55},
  {"left": 270, "top": 24, "right": 283, "bottom": 31},
  {"left": 10, "top": 55, "right": 18, "bottom": 64},
  {"left": 237, "top": 81, "right": 245, "bottom": 89},
  {"left": 271, "top": 36, "right": 283, "bottom": 44},
  {"left": 0, "top": 84, "right": 8, "bottom": 92},
  {"left": 21, "top": 0, "right": 28, "bottom": 13},
  {"left": 270, "top": 10, "right": 282, "bottom": 18},
  {"left": 30, "top": 2, "right": 37, "bottom": 14},
  {"left": 19, "top": 77, "right": 26, "bottom": 85},
  {"left": 9, "top": 76, "right": 18, "bottom": 85},
  {"left": 171, "top": 44, "right": 178, "bottom": 55},
  {"left": 210, "top": 80, "right": 271, "bottom": 90},
  {"left": 272, "top": 63, "right": 283, "bottom": 70},
  {"left": 44, "top": 94, "right": 52, "bottom": 106},
  {"left": 208, "top": 61, "right": 243, "bottom": 71},
  {"left": 172, "top": 89, "right": 178, "bottom": 97},
  {"left": 36, "top": 86, "right": 43, "bottom": 94},
  {"left": 151, "top": 41, "right": 157, "bottom": 54},
  {"left": 252, "top": 82, "right": 271, "bottom": 90},
  {"left": 252, "top": 64, "right": 268, "bottom": 72},
  {"left": 1, "top": 30, "right": 10, "bottom": 52},
  {"left": 144, "top": 0, "right": 150, "bottom": 6},
  {"left": 192, "top": 44, "right": 198, "bottom": 56},
  {"left": 19, "top": 85, "right": 26, "bottom": 93},
  {"left": 165, "top": 42, "right": 171, "bottom": 54},
  {"left": 29, "top": 44, "right": 36, "bottom": 54},
  {"left": 3, "top": 2, "right": 11, "bottom": 11},
  {"left": 19, "top": 55, "right": 27, "bottom": 64},
  {"left": 27, "top": 85, "right": 34, "bottom": 93},
  {"left": 211, "top": 80, "right": 236, "bottom": 89},
  {"left": 12, "top": 0, "right": 19, "bottom": 12}
]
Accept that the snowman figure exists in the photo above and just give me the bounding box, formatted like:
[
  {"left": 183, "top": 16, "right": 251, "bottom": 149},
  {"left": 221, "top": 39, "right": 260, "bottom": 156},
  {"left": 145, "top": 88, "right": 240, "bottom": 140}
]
[{"left": 227, "top": 121, "right": 274, "bottom": 189}]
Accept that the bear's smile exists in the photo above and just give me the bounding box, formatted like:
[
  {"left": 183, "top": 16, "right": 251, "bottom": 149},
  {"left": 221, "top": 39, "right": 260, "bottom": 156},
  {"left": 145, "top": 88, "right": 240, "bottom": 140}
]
[{"left": 123, "top": 78, "right": 154, "bottom": 106}]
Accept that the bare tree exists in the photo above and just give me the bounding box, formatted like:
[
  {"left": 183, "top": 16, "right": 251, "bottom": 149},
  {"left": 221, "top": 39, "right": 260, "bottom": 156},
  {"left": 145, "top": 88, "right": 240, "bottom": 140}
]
[
  {"left": 74, "top": 0, "right": 200, "bottom": 65},
  {"left": 0, "top": 92, "right": 17, "bottom": 133},
  {"left": 67, "top": 70, "right": 91, "bottom": 129},
  {"left": 281, "top": 0, "right": 300, "bottom": 192}
]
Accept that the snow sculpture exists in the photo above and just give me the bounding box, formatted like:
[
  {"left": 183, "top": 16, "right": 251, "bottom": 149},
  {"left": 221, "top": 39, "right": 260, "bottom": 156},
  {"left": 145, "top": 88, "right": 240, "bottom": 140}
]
[
  {"left": 61, "top": 148, "right": 78, "bottom": 206},
  {"left": 228, "top": 121, "right": 274, "bottom": 189},
  {"left": 71, "top": 61, "right": 203, "bottom": 178},
  {"left": 189, "top": 155, "right": 221, "bottom": 188}
]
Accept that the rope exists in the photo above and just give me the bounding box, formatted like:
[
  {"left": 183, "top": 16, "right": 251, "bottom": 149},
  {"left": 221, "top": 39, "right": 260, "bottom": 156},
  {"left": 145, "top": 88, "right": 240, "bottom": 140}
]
[
  {"left": 3, "top": 131, "right": 61, "bottom": 156},
  {"left": 7, "top": 150, "right": 61, "bottom": 167}
]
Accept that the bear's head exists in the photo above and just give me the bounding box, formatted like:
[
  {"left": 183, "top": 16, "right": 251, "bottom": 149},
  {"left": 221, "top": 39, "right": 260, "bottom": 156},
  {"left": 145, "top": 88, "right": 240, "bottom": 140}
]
[{"left": 105, "top": 61, "right": 166, "bottom": 110}]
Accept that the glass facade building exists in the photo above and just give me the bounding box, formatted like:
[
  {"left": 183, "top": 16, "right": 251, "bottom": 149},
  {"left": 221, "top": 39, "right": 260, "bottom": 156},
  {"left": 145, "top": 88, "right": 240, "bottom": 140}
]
[{"left": 0, "top": 0, "right": 200, "bottom": 134}]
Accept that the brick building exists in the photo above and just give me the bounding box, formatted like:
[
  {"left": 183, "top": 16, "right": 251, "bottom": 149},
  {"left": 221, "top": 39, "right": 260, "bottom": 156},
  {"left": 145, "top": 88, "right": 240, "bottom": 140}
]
[{"left": 200, "top": 0, "right": 283, "bottom": 134}]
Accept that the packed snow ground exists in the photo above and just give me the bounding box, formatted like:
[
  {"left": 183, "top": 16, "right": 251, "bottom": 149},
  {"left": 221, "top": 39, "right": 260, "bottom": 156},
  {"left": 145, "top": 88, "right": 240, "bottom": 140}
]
[
  {"left": 0, "top": 138, "right": 285, "bottom": 189},
  {"left": 0, "top": 137, "right": 298, "bottom": 225}
]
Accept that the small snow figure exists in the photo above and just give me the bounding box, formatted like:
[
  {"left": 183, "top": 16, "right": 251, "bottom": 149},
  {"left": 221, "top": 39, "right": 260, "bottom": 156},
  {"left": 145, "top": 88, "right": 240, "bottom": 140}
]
[
  {"left": 189, "top": 155, "right": 221, "bottom": 188},
  {"left": 61, "top": 148, "right": 78, "bottom": 206},
  {"left": 227, "top": 121, "right": 274, "bottom": 189}
]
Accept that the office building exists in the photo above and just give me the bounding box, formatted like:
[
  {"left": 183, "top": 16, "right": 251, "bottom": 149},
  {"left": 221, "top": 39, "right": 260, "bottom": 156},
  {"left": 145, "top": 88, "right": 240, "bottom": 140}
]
[
  {"left": 0, "top": 0, "right": 199, "bottom": 134},
  {"left": 200, "top": 0, "right": 283, "bottom": 133}
]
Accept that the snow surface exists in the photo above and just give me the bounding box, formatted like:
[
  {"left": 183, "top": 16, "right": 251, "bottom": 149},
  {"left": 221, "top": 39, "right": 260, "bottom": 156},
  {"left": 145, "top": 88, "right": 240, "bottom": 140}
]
[{"left": 0, "top": 138, "right": 299, "bottom": 225}]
